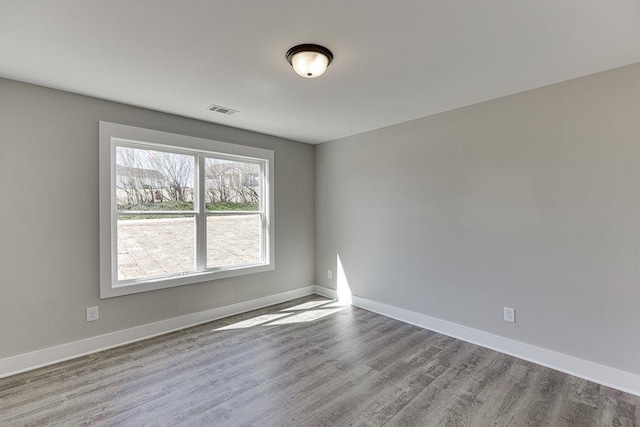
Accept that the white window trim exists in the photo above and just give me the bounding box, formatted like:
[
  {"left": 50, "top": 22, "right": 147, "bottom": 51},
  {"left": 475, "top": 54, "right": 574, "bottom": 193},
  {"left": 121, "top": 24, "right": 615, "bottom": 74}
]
[{"left": 99, "top": 121, "right": 275, "bottom": 299}]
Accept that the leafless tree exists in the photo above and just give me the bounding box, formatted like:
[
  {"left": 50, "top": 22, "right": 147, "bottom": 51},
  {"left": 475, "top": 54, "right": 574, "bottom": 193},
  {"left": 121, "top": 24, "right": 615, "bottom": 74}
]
[
  {"left": 116, "top": 147, "right": 156, "bottom": 208},
  {"left": 205, "top": 160, "right": 259, "bottom": 207},
  {"left": 148, "top": 152, "right": 194, "bottom": 202},
  {"left": 116, "top": 147, "right": 257, "bottom": 210}
]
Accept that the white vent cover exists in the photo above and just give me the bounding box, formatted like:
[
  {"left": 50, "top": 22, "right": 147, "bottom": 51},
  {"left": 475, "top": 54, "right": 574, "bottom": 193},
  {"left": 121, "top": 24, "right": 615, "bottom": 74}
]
[{"left": 207, "top": 104, "right": 239, "bottom": 115}]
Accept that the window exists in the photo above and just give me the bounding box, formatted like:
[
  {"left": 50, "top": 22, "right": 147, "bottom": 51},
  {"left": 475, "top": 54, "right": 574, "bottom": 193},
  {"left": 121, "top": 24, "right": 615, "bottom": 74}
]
[{"left": 99, "top": 122, "right": 274, "bottom": 298}]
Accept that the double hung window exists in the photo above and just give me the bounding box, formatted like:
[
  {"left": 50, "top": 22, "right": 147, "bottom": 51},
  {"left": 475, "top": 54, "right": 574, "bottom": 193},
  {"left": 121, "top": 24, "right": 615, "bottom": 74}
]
[{"left": 99, "top": 122, "right": 274, "bottom": 298}]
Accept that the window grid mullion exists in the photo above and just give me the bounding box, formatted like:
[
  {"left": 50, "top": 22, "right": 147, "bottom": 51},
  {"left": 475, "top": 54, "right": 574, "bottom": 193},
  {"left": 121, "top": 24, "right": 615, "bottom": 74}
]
[
  {"left": 196, "top": 153, "right": 207, "bottom": 270},
  {"left": 111, "top": 140, "right": 119, "bottom": 285},
  {"left": 261, "top": 161, "right": 268, "bottom": 263},
  {"left": 115, "top": 211, "right": 197, "bottom": 216}
]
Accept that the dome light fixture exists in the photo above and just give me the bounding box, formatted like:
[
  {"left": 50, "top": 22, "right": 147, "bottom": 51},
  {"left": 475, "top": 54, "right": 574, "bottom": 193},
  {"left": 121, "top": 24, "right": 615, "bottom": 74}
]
[{"left": 286, "top": 44, "right": 333, "bottom": 78}]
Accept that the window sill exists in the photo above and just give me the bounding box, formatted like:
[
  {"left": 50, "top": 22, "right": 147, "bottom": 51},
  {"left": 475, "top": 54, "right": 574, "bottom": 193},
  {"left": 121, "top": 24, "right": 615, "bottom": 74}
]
[{"left": 100, "top": 263, "right": 274, "bottom": 299}]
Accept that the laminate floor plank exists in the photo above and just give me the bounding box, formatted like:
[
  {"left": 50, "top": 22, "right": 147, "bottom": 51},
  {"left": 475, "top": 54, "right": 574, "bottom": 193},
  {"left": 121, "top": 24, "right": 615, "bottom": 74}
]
[
  {"left": 0, "top": 295, "right": 637, "bottom": 426},
  {"left": 385, "top": 343, "right": 501, "bottom": 426}
]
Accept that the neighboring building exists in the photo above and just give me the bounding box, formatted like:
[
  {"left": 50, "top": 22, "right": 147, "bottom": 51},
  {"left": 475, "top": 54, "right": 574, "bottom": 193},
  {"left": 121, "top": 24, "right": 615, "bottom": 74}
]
[
  {"left": 116, "top": 165, "right": 166, "bottom": 188},
  {"left": 206, "top": 164, "right": 259, "bottom": 204},
  {"left": 115, "top": 165, "right": 168, "bottom": 206}
]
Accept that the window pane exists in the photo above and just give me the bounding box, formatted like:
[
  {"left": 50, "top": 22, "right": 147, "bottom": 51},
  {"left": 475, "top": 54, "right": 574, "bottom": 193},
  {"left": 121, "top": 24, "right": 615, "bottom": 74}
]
[
  {"left": 117, "top": 216, "right": 195, "bottom": 281},
  {"left": 116, "top": 146, "right": 195, "bottom": 211},
  {"left": 205, "top": 158, "right": 260, "bottom": 211},
  {"left": 207, "top": 214, "right": 262, "bottom": 268}
]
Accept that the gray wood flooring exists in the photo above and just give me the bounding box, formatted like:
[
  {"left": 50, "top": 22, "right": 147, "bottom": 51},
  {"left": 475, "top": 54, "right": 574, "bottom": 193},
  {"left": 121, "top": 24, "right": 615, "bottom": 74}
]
[{"left": 1, "top": 295, "right": 638, "bottom": 426}]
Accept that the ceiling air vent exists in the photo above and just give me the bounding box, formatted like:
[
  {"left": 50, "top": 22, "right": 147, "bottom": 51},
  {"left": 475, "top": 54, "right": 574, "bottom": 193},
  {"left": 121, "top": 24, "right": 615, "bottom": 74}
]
[{"left": 207, "top": 104, "right": 239, "bottom": 115}]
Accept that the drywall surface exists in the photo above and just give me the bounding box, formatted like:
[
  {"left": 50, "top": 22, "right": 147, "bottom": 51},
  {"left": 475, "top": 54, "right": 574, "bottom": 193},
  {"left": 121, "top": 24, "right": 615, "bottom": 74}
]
[
  {"left": 0, "top": 78, "right": 314, "bottom": 359},
  {"left": 315, "top": 63, "right": 640, "bottom": 375}
]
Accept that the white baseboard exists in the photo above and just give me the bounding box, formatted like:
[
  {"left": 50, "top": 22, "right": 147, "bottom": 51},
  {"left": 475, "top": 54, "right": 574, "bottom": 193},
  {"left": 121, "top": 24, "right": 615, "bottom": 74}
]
[
  {"left": 350, "top": 294, "right": 640, "bottom": 397},
  {"left": 314, "top": 284, "right": 339, "bottom": 300},
  {"left": 0, "top": 285, "right": 316, "bottom": 379}
]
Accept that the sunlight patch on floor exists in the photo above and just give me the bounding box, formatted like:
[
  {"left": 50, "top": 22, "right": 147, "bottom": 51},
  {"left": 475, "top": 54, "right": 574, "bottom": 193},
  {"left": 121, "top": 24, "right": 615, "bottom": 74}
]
[
  {"left": 280, "top": 300, "right": 333, "bottom": 312},
  {"left": 214, "top": 313, "right": 291, "bottom": 331},
  {"left": 264, "top": 307, "right": 347, "bottom": 325},
  {"left": 213, "top": 299, "right": 347, "bottom": 331},
  {"left": 320, "top": 301, "right": 350, "bottom": 308}
]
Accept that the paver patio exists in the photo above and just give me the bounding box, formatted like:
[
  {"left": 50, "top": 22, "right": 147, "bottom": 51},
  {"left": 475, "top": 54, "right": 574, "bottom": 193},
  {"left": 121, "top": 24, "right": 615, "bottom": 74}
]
[{"left": 117, "top": 216, "right": 261, "bottom": 280}]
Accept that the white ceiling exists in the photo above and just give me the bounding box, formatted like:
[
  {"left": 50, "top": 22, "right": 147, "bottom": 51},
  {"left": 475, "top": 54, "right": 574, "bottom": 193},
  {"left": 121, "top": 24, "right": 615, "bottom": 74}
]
[{"left": 1, "top": 1, "right": 639, "bottom": 144}]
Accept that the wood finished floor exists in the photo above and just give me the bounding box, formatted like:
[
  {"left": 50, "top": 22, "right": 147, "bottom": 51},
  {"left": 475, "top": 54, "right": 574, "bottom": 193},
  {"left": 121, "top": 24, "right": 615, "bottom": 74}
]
[{"left": 1, "top": 295, "right": 639, "bottom": 426}]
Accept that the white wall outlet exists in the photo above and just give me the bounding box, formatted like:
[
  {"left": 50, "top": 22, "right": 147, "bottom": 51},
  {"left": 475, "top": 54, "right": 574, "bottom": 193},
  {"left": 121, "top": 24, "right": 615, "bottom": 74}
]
[
  {"left": 327, "top": 269, "right": 333, "bottom": 279},
  {"left": 504, "top": 307, "right": 515, "bottom": 323},
  {"left": 86, "top": 306, "right": 99, "bottom": 322}
]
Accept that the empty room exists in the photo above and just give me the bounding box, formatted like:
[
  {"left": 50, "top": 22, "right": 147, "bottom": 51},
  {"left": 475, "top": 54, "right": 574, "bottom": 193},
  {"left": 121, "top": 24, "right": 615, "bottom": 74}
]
[{"left": 1, "top": 1, "right": 640, "bottom": 425}]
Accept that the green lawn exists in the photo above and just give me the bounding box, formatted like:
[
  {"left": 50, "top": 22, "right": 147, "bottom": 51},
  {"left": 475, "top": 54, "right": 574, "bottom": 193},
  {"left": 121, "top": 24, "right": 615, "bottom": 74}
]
[{"left": 118, "top": 201, "right": 258, "bottom": 219}]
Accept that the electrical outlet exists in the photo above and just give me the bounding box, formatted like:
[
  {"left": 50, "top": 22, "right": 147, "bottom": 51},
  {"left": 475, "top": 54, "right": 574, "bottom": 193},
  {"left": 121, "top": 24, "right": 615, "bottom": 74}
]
[
  {"left": 504, "top": 307, "right": 515, "bottom": 323},
  {"left": 86, "top": 306, "right": 99, "bottom": 322},
  {"left": 327, "top": 269, "right": 333, "bottom": 279}
]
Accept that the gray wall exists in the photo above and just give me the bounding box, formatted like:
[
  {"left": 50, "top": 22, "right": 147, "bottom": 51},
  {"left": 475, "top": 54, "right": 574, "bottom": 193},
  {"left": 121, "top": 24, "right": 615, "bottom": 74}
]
[
  {"left": 315, "top": 63, "right": 640, "bottom": 375},
  {"left": 0, "top": 78, "right": 315, "bottom": 359}
]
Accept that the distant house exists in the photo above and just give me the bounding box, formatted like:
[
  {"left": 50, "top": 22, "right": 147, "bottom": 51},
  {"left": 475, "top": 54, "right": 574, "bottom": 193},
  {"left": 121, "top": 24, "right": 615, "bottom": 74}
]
[
  {"left": 206, "top": 165, "right": 258, "bottom": 187},
  {"left": 116, "top": 164, "right": 167, "bottom": 205},
  {"left": 116, "top": 165, "right": 166, "bottom": 189},
  {"left": 206, "top": 164, "right": 259, "bottom": 204}
]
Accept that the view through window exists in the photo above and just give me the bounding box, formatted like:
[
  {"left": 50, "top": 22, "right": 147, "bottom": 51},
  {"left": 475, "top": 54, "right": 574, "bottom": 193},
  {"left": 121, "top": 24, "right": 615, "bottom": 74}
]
[{"left": 99, "top": 122, "right": 274, "bottom": 298}]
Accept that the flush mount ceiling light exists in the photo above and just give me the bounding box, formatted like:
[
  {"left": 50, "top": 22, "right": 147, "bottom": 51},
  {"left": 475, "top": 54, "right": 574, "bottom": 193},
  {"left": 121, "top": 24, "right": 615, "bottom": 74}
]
[{"left": 286, "top": 44, "right": 334, "bottom": 78}]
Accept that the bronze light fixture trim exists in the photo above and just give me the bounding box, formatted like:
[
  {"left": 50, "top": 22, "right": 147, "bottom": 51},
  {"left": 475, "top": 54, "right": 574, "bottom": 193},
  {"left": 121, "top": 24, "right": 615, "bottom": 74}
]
[{"left": 286, "top": 44, "right": 334, "bottom": 78}]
